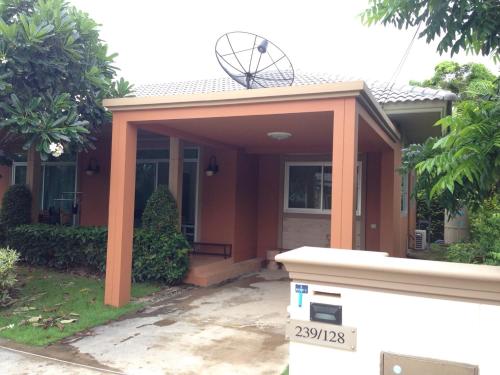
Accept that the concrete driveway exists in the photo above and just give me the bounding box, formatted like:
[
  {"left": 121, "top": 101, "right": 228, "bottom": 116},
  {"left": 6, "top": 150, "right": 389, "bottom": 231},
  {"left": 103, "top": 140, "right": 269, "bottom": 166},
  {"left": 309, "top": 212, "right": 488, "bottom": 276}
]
[{"left": 0, "top": 270, "right": 289, "bottom": 375}]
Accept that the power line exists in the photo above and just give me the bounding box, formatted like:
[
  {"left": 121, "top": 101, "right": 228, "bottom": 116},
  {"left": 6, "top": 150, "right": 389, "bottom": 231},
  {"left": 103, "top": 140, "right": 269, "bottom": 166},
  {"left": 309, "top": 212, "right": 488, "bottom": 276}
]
[{"left": 382, "top": 24, "right": 422, "bottom": 105}]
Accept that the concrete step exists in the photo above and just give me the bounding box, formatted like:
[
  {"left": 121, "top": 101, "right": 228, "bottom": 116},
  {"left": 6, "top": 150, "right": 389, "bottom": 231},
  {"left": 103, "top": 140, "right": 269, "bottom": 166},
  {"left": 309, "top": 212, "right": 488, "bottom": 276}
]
[
  {"left": 187, "top": 256, "right": 234, "bottom": 277},
  {"left": 184, "top": 257, "right": 263, "bottom": 287}
]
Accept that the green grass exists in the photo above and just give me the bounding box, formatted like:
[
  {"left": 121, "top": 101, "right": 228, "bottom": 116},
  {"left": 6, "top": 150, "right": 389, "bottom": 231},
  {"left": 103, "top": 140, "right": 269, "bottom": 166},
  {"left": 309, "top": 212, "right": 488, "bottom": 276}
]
[
  {"left": 281, "top": 366, "right": 289, "bottom": 375},
  {"left": 0, "top": 266, "right": 160, "bottom": 346},
  {"left": 407, "top": 244, "right": 449, "bottom": 261}
]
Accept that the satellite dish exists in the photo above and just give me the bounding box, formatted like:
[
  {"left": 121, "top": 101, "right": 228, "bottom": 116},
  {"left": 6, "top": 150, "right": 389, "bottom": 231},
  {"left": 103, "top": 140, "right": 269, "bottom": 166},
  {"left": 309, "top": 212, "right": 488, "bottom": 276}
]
[{"left": 215, "top": 31, "right": 294, "bottom": 89}]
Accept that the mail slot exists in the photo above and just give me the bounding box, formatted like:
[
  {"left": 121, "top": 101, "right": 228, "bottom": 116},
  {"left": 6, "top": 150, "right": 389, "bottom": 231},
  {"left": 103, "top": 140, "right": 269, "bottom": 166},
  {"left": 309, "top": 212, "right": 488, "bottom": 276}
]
[
  {"left": 381, "top": 352, "right": 479, "bottom": 375},
  {"left": 310, "top": 303, "right": 342, "bottom": 325}
]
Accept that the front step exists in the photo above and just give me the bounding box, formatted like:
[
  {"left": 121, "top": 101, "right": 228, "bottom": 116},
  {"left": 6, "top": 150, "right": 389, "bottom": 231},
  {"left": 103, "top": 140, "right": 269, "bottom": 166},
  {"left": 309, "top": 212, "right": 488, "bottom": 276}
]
[{"left": 184, "top": 257, "right": 262, "bottom": 286}]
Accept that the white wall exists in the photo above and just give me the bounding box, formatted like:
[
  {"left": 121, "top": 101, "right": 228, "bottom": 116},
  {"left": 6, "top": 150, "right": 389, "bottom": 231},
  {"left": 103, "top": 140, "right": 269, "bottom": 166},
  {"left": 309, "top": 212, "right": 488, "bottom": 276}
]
[{"left": 288, "top": 281, "right": 499, "bottom": 374}]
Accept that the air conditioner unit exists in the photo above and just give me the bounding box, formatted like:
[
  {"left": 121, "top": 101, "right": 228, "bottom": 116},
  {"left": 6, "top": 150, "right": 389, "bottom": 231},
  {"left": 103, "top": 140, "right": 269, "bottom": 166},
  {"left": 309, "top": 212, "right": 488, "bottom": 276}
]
[{"left": 415, "top": 229, "right": 427, "bottom": 250}]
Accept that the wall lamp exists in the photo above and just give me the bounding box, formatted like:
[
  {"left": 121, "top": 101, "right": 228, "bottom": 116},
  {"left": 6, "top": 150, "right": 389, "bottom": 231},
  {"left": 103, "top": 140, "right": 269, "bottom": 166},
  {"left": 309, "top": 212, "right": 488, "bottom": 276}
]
[
  {"left": 205, "top": 155, "right": 219, "bottom": 177},
  {"left": 85, "top": 158, "right": 100, "bottom": 176}
]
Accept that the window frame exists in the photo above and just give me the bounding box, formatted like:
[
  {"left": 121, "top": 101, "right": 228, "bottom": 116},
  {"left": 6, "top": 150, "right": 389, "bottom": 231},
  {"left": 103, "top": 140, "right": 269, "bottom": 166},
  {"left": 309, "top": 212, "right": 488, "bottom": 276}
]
[
  {"left": 355, "top": 161, "right": 362, "bottom": 217},
  {"left": 11, "top": 159, "right": 78, "bottom": 211},
  {"left": 400, "top": 172, "right": 409, "bottom": 215},
  {"left": 284, "top": 161, "right": 332, "bottom": 215}
]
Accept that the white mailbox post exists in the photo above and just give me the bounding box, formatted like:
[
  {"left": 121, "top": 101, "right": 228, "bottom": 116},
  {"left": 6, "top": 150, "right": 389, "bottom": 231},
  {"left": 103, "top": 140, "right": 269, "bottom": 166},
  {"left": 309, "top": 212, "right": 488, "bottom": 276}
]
[{"left": 276, "top": 247, "right": 500, "bottom": 375}]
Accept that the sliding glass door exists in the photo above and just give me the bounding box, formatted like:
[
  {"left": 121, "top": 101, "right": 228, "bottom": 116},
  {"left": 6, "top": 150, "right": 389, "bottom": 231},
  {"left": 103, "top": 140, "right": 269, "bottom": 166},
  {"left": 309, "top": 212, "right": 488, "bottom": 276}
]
[{"left": 134, "top": 147, "right": 199, "bottom": 242}]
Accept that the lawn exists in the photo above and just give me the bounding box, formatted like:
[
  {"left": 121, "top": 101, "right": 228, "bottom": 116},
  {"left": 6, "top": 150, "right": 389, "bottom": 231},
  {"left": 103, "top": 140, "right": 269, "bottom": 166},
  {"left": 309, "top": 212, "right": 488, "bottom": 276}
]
[
  {"left": 407, "top": 244, "right": 449, "bottom": 262},
  {"left": 0, "top": 266, "right": 160, "bottom": 346}
]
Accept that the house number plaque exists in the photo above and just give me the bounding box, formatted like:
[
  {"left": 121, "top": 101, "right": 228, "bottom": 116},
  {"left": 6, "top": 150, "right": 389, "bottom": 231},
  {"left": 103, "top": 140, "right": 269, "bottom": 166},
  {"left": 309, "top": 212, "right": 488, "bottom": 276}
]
[{"left": 286, "top": 319, "right": 357, "bottom": 351}]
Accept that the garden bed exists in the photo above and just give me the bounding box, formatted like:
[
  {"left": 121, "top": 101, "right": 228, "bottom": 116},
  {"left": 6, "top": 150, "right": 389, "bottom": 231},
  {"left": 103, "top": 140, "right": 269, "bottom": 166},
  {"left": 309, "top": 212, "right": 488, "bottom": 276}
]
[{"left": 0, "top": 266, "right": 159, "bottom": 346}]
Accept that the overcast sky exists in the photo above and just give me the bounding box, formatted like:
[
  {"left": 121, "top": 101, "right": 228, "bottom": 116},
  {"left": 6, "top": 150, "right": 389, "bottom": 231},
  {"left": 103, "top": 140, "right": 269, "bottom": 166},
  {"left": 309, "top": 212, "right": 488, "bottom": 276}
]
[{"left": 69, "top": 0, "right": 498, "bottom": 87}]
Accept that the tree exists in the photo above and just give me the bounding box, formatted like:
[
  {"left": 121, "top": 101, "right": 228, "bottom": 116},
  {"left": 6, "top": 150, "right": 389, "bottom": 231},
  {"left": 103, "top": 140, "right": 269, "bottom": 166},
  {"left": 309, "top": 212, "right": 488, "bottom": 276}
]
[
  {"left": 362, "top": 0, "right": 500, "bottom": 59},
  {"left": 401, "top": 62, "right": 499, "bottom": 216},
  {"left": 410, "top": 61, "right": 497, "bottom": 98},
  {"left": 0, "top": 0, "right": 132, "bottom": 160}
]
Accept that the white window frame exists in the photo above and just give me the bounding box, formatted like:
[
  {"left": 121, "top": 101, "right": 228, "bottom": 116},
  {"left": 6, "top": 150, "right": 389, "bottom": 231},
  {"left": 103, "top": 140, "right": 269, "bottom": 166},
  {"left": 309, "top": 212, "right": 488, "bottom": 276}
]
[
  {"left": 11, "top": 159, "right": 78, "bottom": 210},
  {"left": 11, "top": 161, "right": 27, "bottom": 184},
  {"left": 356, "top": 161, "right": 362, "bottom": 217},
  {"left": 284, "top": 161, "right": 332, "bottom": 214},
  {"left": 136, "top": 146, "right": 200, "bottom": 241}
]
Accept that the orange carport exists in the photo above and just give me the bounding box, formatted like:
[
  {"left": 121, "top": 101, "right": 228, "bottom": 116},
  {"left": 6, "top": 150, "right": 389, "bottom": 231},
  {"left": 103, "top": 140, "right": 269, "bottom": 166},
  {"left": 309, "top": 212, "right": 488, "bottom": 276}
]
[{"left": 103, "top": 82, "right": 403, "bottom": 307}]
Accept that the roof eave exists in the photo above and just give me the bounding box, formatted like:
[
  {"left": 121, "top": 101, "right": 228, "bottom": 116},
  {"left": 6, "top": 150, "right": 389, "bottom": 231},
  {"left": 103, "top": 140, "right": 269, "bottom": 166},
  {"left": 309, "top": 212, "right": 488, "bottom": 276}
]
[
  {"left": 103, "top": 80, "right": 400, "bottom": 142},
  {"left": 103, "top": 81, "right": 367, "bottom": 111}
]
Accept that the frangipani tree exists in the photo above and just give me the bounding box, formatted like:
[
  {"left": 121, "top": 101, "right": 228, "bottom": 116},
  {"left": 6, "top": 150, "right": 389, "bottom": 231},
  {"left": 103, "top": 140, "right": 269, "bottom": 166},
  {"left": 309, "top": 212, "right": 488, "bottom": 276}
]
[{"left": 0, "top": 0, "right": 132, "bottom": 160}]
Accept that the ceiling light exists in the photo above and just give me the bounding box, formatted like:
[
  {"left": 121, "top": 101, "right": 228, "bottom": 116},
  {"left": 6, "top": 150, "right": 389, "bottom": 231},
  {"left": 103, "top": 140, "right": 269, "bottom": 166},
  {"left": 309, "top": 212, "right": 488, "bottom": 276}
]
[{"left": 267, "top": 132, "right": 292, "bottom": 141}]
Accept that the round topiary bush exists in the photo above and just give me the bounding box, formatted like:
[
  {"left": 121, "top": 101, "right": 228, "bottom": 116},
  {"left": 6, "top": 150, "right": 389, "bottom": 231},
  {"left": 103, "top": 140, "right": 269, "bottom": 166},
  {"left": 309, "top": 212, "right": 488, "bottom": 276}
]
[
  {"left": 141, "top": 186, "right": 179, "bottom": 235},
  {"left": 132, "top": 229, "right": 190, "bottom": 283},
  {"left": 0, "top": 184, "right": 32, "bottom": 228}
]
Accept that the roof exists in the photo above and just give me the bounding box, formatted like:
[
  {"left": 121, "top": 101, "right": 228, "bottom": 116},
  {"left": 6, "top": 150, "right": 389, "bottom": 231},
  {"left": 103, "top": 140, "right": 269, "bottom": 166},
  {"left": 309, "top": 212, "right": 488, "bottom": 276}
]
[{"left": 133, "top": 72, "right": 457, "bottom": 104}]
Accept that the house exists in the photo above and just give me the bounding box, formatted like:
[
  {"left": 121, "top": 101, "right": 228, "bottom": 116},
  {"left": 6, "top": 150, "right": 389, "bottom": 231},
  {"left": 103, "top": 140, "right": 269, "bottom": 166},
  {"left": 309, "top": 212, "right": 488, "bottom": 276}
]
[{"left": 0, "top": 73, "right": 456, "bottom": 307}]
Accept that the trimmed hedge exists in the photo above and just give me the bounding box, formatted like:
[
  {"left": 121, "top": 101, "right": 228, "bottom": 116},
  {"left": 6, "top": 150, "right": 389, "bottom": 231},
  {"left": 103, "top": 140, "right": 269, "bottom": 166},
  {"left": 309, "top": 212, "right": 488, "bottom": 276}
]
[{"left": 6, "top": 225, "right": 190, "bottom": 284}]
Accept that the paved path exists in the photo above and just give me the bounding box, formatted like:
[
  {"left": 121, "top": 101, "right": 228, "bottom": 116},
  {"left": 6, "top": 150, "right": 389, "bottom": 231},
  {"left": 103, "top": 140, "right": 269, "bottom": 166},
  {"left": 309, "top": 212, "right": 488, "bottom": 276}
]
[
  {"left": 1, "top": 270, "right": 289, "bottom": 375},
  {"left": 0, "top": 345, "right": 115, "bottom": 374}
]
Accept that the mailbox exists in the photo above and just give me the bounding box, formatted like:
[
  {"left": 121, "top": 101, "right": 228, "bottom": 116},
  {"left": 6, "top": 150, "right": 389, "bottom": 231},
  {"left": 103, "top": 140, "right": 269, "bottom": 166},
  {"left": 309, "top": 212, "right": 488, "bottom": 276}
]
[{"left": 276, "top": 247, "right": 500, "bottom": 375}]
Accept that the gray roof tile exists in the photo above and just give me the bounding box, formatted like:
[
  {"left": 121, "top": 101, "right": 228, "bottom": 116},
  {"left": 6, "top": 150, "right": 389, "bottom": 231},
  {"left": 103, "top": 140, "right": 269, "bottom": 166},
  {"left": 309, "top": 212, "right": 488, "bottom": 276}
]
[{"left": 133, "top": 72, "right": 457, "bottom": 104}]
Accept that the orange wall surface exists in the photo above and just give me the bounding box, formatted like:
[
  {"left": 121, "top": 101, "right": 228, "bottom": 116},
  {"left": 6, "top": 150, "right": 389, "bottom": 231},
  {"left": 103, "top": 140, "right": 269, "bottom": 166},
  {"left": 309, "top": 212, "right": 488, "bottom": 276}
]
[
  {"left": 256, "top": 155, "right": 280, "bottom": 258},
  {"left": 199, "top": 147, "right": 237, "bottom": 245},
  {"left": 364, "top": 152, "right": 381, "bottom": 251},
  {"left": 78, "top": 137, "right": 112, "bottom": 226},
  {"left": 0, "top": 165, "right": 11, "bottom": 205},
  {"left": 233, "top": 151, "right": 259, "bottom": 262}
]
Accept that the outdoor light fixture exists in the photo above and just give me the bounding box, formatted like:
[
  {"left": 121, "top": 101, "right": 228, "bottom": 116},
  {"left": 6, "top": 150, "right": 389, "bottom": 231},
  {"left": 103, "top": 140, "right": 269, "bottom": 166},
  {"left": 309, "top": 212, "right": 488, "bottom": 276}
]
[
  {"left": 205, "top": 155, "right": 219, "bottom": 177},
  {"left": 267, "top": 131, "right": 292, "bottom": 141},
  {"left": 257, "top": 39, "right": 269, "bottom": 54},
  {"left": 85, "top": 158, "right": 100, "bottom": 176}
]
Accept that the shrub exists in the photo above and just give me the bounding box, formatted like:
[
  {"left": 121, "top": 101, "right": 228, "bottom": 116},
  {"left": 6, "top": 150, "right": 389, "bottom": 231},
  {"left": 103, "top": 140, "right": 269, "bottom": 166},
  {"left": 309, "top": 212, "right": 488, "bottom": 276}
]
[
  {"left": 0, "top": 247, "right": 19, "bottom": 307},
  {"left": 133, "top": 229, "right": 189, "bottom": 283},
  {"left": 6, "top": 225, "right": 107, "bottom": 271},
  {"left": 141, "top": 186, "right": 179, "bottom": 235},
  {"left": 0, "top": 184, "right": 31, "bottom": 228},
  {"left": 446, "top": 242, "right": 484, "bottom": 264},
  {"left": 469, "top": 195, "right": 500, "bottom": 258},
  {"left": 446, "top": 194, "right": 500, "bottom": 266},
  {"left": 6, "top": 225, "right": 190, "bottom": 283}
]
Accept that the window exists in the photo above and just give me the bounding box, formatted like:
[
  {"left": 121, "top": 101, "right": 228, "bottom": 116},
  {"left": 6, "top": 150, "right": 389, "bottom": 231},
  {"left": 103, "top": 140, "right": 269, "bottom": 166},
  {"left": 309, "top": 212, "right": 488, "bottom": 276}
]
[
  {"left": 356, "top": 161, "right": 362, "bottom": 217},
  {"left": 134, "top": 147, "right": 200, "bottom": 241},
  {"left": 284, "top": 162, "right": 332, "bottom": 214},
  {"left": 401, "top": 173, "right": 408, "bottom": 214},
  {"left": 11, "top": 155, "right": 77, "bottom": 212}
]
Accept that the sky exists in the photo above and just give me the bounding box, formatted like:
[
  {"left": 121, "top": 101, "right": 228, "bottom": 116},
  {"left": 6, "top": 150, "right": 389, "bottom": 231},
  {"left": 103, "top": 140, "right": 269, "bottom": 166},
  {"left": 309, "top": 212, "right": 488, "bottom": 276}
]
[{"left": 69, "top": 0, "right": 498, "bottom": 87}]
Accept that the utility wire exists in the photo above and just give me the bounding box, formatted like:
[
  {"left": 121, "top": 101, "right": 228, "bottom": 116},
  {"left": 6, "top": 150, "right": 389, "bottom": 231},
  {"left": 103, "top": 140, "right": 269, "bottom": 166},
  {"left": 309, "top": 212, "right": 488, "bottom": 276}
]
[{"left": 381, "top": 24, "right": 421, "bottom": 105}]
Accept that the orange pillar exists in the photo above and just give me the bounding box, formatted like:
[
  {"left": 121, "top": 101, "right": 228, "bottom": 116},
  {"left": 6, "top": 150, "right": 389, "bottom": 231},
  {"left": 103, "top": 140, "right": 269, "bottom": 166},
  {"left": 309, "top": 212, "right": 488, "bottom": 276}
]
[
  {"left": 379, "top": 148, "right": 402, "bottom": 256},
  {"left": 104, "top": 116, "right": 137, "bottom": 307},
  {"left": 331, "top": 98, "right": 358, "bottom": 249},
  {"left": 168, "top": 137, "right": 183, "bottom": 227}
]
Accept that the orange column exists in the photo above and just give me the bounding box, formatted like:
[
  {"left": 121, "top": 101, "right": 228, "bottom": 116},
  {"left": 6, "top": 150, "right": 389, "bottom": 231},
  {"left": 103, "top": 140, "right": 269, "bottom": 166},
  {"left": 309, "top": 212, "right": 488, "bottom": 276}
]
[
  {"left": 104, "top": 116, "right": 137, "bottom": 307},
  {"left": 331, "top": 98, "right": 358, "bottom": 249},
  {"left": 379, "top": 148, "right": 402, "bottom": 256}
]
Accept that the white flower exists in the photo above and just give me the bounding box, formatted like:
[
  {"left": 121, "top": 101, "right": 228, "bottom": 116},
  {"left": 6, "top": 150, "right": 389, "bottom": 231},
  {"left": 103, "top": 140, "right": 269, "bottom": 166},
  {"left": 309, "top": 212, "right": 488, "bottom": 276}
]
[{"left": 49, "top": 142, "right": 64, "bottom": 158}]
